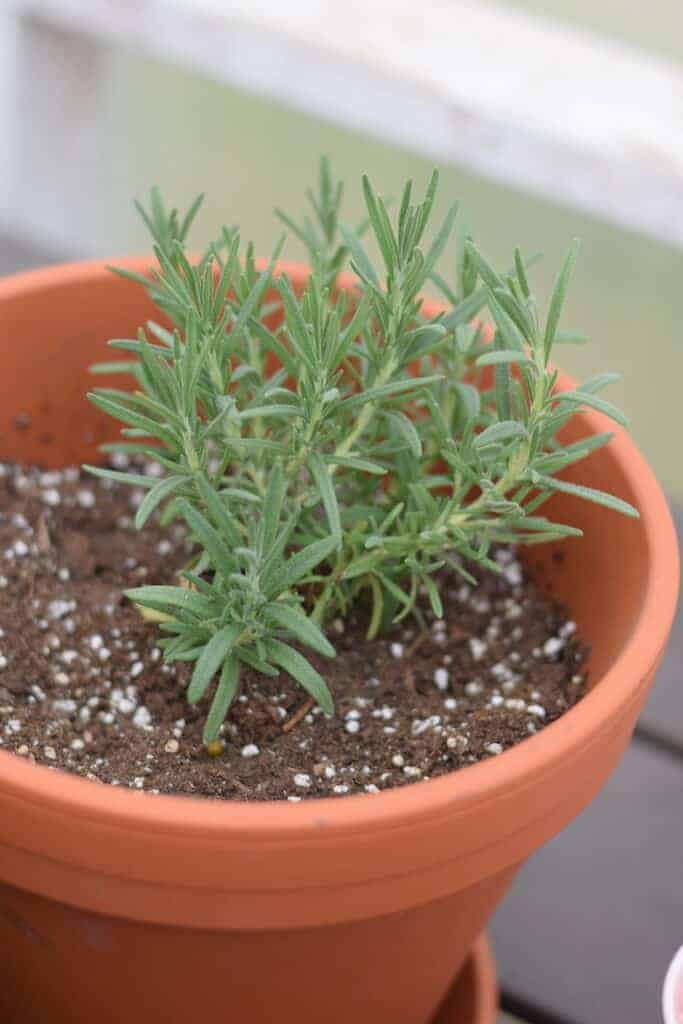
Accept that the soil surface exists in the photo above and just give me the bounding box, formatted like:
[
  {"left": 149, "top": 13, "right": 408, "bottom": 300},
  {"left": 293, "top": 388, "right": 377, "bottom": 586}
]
[{"left": 0, "top": 457, "right": 588, "bottom": 801}]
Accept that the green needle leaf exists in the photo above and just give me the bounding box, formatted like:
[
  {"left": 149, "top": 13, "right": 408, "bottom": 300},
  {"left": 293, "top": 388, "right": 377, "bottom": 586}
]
[
  {"left": 544, "top": 238, "right": 579, "bottom": 363},
  {"left": 124, "top": 584, "right": 213, "bottom": 617},
  {"left": 203, "top": 655, "right": 240, "bottom": 745},
  {"left": 266, "top": 639, "right": 334, "bottom": 715},
  {"left": 474, "top": 421, "right": 527, "bottom": 448},
  {"left": 476, "top": 351, "right": 533, "bottom": 368},
  {"left": 309, "top": 452, "right": 342, "bottom": 539},
  {"left": 135, "top": 475, "right": 187, "bottom": 529},
  {"left": 265, "top": 602, "right": 335, "bottom": 656},
  {"left": 535, "top": 474, "right": 639, "bottom": 518},
  {"left": 263, "top": 536, "right": 338, "bottom": 598},
  {"left": 187, "top": 624, "right": 241, "bottom": 704},
  {"left": 84, "top": 466, "right": 157, "bottom": 488},
  {"left": 555, "top": 389, "right": 629, "bottom": 427},
  {"left": 385, "top": 411, "right": 422, "bottom": 458}
]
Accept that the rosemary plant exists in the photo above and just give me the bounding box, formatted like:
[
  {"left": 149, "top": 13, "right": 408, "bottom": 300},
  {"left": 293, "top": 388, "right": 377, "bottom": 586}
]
[{"left": 86, "top": 159, "right": 636, "bottom": 746}]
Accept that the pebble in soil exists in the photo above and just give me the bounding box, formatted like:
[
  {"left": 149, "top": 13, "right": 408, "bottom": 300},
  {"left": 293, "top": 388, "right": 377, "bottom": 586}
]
[{"left": 0, "top": 457, "right": 588, "bottom": 801}]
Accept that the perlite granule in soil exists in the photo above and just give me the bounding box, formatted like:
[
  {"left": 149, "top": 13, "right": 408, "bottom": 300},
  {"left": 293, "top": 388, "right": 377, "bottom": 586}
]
[{"left": 0, "top": 458, "right": 588, "bottom": 801}]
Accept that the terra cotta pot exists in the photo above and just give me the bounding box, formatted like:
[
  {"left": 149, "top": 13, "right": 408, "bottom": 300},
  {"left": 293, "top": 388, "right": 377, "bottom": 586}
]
[
  {"left": 434, "top": 934, "right": 497, "bottom": 1024},
  {"left": 0, "top": 259, "right": 677, "bottom": 1024}
]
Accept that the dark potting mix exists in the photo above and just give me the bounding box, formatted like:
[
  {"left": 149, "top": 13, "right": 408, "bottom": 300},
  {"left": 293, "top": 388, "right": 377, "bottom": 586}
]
[{"left": 0, "top": 456, "right": 587, "bottom": 801}]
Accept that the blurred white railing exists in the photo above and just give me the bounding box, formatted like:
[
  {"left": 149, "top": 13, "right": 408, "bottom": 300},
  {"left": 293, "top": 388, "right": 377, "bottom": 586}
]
[{"left": 3, "top": 0, "right": 683, "bottom": 251}]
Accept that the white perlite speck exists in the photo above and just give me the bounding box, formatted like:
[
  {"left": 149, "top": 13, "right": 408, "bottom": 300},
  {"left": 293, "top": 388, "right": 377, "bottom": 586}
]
[
  {"left": 41, "top": 488, "right": 61, "bottom": 507},
  {"left": 433, "top": 667, "right": 449, "bottom": 691},
  {"left": 133, "top": 706, "right": 152, "bottom": 729},
  {"left": 505, "top": 698, "right": 526, "bottom": 712},
  {"left": 44, "top": 746, "right": 56, "bottom": 760},
  {"left": 0, "top": 655, "right": 7, "bottom": 671},
  {"left": 130, "top": 661, "right": 144, "bottom": 678},
  {"left": 40, "top": 471, "right": 62, "bottom": 487},
  {"left": 486, "top": 743, "right": 503, "bottom": 756},
  {"left": 333, "top": 784, "right": 349, "bottom": 795},
  {"left": 469, "top": 637, "right": 487, "bottom": 661},
  {"left": 464, "top": 681, "right": 483, "bottom": 697},
  {"left": 77, "top": 489, "right": 96, "bottom": 508},
  {"left": 293, "top": 773, "right": 312, "bottom": 789},
  {"left": 543, "top": 636, "right": 563, "bottom": 657},
  {"left": 53, "top": 699, "right": 76, "bottom": 715},
  {"left": 527, "top": 704, "right": 546, "bottom": 718},
  {"left": 13, "top": 540, "right": 29, "bottom": 557},
  {"left": 390, "top": 642, "right": 404, "bottom": 659},
  {"left": 503, "top": 562, "right": 523, "bottom": 586},
  {"left": 48, "top": 600, "right": 75, "bottom": 620},
  {"left": 411, "top": 715, "right": 441, "bottom": 736},
  {"left": 164, "top": 739, "right": 179, "bottom": 754},
  {"left": 241, "top": 744, "right": 260, "bottom": 758},
  {"left": 345, "top": 719, "right": 360, "bottom": 735},
  {"left": 391, "top": 753, "right": 405, "bottom": 767}
]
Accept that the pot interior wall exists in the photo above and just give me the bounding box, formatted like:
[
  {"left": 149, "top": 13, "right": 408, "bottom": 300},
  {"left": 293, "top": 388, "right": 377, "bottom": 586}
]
[{"left": 0, "top": 264, "right": 647, "bottom": 693}]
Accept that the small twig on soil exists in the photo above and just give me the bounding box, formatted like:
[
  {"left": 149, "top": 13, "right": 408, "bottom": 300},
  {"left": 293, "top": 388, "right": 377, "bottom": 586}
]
[
  {"left": 405, "top": 633, "right": 427, "bottom": 659},
  {"left": 282, "top": 698, "right": 314, "bottom": 734},
  {"left": 36, "top": 515, "right": 51, "bottom": 554}
]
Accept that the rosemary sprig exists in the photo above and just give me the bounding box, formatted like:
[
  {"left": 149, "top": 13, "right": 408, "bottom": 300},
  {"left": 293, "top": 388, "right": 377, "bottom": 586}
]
[{"left": 86, "top": 162, "right": 636, "bottom": 745}]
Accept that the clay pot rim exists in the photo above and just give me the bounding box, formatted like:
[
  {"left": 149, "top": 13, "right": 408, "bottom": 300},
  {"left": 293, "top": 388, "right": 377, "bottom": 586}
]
[{"left": 0, "top": 257, "right": 678, "bottom": 839}]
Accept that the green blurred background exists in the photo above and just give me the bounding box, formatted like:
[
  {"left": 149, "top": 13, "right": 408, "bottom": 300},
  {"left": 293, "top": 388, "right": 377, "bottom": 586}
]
[{"left": 95, "top": 43, "right": 682, "bottom": 498}]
